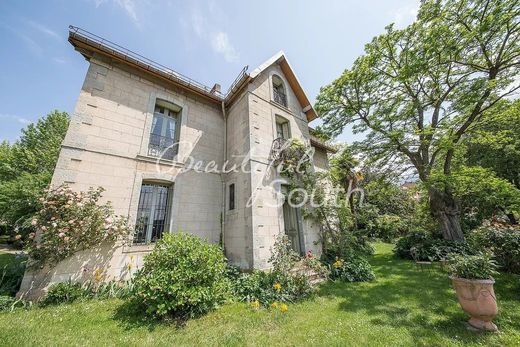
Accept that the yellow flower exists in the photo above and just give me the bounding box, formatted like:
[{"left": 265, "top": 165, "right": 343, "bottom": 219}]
[
  {"left": 127, "top": 263, "right": 133, "bottom": 271},
  {"left": 280, "top": 303, "right": 288, "bottom": 313},
  {"left": 251, "top": 300, "right": 260, "bottom": 310},
  {"left": 271, "top": 302, "right": 279, "bottom": 309},
  {"left": 273, "top": 282, "right": 282, "bottom": 291},
  {"left": 333, "top": 258, "right": 344, "bottom": 268},
  {"left": 94, "top": 268, "right": 102, "bottom": 282}
]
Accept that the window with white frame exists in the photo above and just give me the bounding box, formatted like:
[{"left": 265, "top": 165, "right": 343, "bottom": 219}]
[
  {"left": 133, "top": 183, "right": 172, "bottom": 244},
  {"left": 272, "top": 75, "right": 287, "bottom": 107},
  {"left": 275, "top": 115, "right": 291, "bottom": 140},
  {"left": 148, "top": 100, "right": 181, "bottom": 160}
]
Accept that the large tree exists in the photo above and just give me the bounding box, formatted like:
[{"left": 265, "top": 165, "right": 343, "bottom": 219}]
[{"left": 316, "top": 0, "right": 520, "bottom": 240}]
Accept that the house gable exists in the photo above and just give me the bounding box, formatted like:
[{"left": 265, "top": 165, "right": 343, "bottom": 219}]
[{"left": 248, "top": 51, "right": 317, "bottom": 122}]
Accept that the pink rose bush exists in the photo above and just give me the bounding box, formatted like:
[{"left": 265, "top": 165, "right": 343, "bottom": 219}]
[{"left": 26, "top": 185, "right": 130, "bottom": 267}]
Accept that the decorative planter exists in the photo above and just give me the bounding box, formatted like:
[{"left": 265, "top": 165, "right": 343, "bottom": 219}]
[{"left": 450, "top": 276, "right": 498, "bottom": 332}]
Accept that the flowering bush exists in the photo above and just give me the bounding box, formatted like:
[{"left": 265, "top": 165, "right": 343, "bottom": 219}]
[
  {"left": 229, "top": 235, "right": 316, "bottom": 308},
  {"left": 25, "top": 185, "right": 130, "bottom": 268},
  {"left": 130, "top": 232, "right": 229, "bottom": 318},
  {"left": 230, "top": 270, "right": 312, "bottom": 307}
]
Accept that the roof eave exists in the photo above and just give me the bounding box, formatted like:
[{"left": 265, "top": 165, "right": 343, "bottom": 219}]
[{"left": 68, "top": 31, "right": 223, "bottom": 104}]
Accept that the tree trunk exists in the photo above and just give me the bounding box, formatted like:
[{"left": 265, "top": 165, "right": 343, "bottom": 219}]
[{"left": 428, "top": 187, "right": 465, "bottom": 241}]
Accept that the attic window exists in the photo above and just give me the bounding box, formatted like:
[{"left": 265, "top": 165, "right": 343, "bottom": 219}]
[{"left": 272, "top": 75, "right": 287, "bottom": 107}]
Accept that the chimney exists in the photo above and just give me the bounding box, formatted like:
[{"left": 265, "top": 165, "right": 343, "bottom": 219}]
[{"left": 210, "top": 83, "right": 221, "bottom": 94}]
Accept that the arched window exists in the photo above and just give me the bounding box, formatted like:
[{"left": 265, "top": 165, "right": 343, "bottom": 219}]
[{"left": 272, "top": 75, "right": 287, "bottom": 107}]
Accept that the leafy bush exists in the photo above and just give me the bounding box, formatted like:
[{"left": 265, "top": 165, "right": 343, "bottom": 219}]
[
  {"left": 26, "top": 185, "right": 130, "bottom": 268},
  {"left": 130, "top": 232, "right": 229, "bottom": 318},
  {"left": 40, "top": 282, "right": 90, "bottom": 306},
  {"left": 395, "top": 231, "right": 470, "bottom": 261},
  {"left": 327, "top": 255, "right": 375, "bottom": 282},
  {"left": 368, "top": 214, "right": 408, "bottom": 242},
  {"left": 467, "top": 222, "right": 520, "bottom": 274},
  {"left": 324, "top": 227, "right": 374, "bottom": 260},
  {"left": 229, "top": 270, "right": 313, "bottom": 307},
  {"left": 449, "top": 253, "right": 498, "bottom": 280}
]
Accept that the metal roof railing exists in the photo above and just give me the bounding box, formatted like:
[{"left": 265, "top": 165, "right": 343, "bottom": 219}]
[{"left": 69, "top": 25, "right": 249, "bottom": 100}]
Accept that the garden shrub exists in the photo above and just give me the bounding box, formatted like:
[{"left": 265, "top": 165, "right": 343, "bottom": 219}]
[
  {"left": 448, "top": 253, "right": 498, "bottom": 280},
  {"left": 40, "top": 281, "right": 90, "bottom": 306},
  {"left": 130, "top": 232, "right": 229, "bottom": 318},
  {"left": 327, "top": 255, "right": 375, "bottom": 282},
  {"left": 26, "top": 185, "right": 130, "bottom": 268},
  {"left": 467, "top": 222, "right": 520, "bottom": 274},
  {"left": 227, "top": 235, "right": 316, "bottom": 308},
  {"left": 394, "top": 231, "right": 470, "bottom": 261},
  {"left": 368, "top": 214, "right": 408, "bottom": 242}
]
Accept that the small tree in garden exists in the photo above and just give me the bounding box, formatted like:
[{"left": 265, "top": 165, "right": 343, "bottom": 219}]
[
  {"left": 131, "top": 232, "right": 229, "bottom": 318},
  {"left": 25, "top": 185, "right": 130, "bottom": 268}
]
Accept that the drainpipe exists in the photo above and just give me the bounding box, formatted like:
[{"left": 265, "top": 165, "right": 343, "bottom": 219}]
[{"left": 221, "top": 100, "right": 227, "bottom": 252}]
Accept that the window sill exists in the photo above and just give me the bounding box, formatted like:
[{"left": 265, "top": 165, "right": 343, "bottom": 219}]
[
  {"left": 270, "top": 100, "right": 293, "bottom": 114},
  {"left": 122, "top": 243, "right": 155, "bottom": 254},
  {"left": 136, "top": 154, "right": 185, "bottom": 167}
]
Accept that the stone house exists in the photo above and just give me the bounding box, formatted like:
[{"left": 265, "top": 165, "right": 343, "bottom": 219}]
[{"left": 19, "top": 26, "right": 335, "bottom": 295}]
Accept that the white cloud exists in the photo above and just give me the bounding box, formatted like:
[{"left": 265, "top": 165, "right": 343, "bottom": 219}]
[
  {"left": 116, "top": 0, "right": 139, "bottom": 25},
  {"left": 182, "top": 7, "right": 239, "bottom": 63},
  {"left": 0, "top": 114, "right": 32, "bottom": 125},
  {"left": 190, "top": 12, "right": 207, "bottom": 39},
  {"left": 211, "top": 32, "right": 239, "bottom": 63},
  {"left": 91, "top": 0, "right": 140, "bottom": 27},
  {"left": 26, "top": 20, "right": 61, "bottom": 41},
  {"left": 53, "top": 57, "right": 67, "bottom": 64},
  {"left": 0, "top": 22, "right": 43, "bottom": 57},
  {"left": 391, "top": 3, "right": 419, "bottom": 28}
]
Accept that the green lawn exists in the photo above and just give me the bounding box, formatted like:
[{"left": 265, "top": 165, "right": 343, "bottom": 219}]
[{"left": 1, "top": 243, "right": 519, "bottom": 346}]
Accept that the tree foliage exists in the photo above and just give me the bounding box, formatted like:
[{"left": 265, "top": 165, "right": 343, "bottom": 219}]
[
  {"left": 316, "top": 0, "right": 520, "bottom": 240},
  {"left": 0, "top": 110, "right": 69, "bottom": 240},
  {"left": 465, "top": 100, "right": 520, "bottom": 189}
]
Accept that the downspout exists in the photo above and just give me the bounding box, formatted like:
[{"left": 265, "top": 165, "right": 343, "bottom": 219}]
[{"left": 221, "top": 100, "right": 227, "bottom": 253}]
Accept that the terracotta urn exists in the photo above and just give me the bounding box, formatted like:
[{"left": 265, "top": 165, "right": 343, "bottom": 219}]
[{"left": 450, "top": 276, "right": 498, "bottom": 332}]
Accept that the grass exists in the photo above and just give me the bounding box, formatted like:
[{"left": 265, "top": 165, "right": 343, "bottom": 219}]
[{"left": 0, "top": 243, "right": 519, "bottom": 346}]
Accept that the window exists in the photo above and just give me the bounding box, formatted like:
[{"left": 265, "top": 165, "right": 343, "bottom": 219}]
[
  {"left": 275, "top": 116, "right": 290, "bottom": 140},
  {"left": 229, "top": 183, "right": 235, "bottom": 210},
  {"left": 148, "top": 100, "right": 181, "bottom": 160},
  {"left": 133, "top": 183, "right": 172, "bottom": 244},
  {"left": 272, "top": 75, "right": 287, "bottom": 107}
]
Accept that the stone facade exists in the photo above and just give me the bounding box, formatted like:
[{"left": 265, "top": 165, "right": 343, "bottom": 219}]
[{"left": 19, "top": 33, "right": 333, "bottom": 297}]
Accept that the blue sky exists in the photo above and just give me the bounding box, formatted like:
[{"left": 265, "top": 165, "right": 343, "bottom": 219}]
[{"left": 0, "top": 0, "right": 420, "bottom": 143}]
